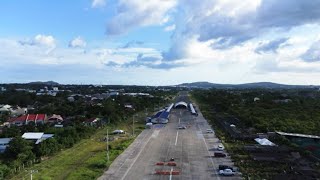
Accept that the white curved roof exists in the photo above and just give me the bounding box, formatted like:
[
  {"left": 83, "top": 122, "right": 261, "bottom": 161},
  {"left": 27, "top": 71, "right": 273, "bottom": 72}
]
[{"left": 174, "top": 101, "right": 188, "bottom": 108}]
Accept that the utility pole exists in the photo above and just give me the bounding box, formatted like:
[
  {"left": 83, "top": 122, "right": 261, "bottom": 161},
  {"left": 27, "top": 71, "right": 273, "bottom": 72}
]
[
  {"left": 132, "top": 115, "right": 135, "bottom": 136},
  {"left": 107, "top": 129, "right": 109, "bottom": 162}
]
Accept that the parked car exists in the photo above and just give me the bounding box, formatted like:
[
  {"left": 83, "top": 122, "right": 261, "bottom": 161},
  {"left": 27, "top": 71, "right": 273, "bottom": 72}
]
[
  {"left": 214, "top": 152, "right": 226, "bottom": 157},
  {"left": 177, "top": 125, "right": 187, "bottom": 129},
  {"left": 206, "top": 129, "right": 214, "bottom": 133},
  {"left": 217, "top": 144, "right": 224, "bottom": 151},
  {"left": 218, "top": 165, "right": 234, "bottom": 171},
  {"left": 112, "top": 129, "right": 125, "bottom": 134},
  {"left": 219, "top": 169, "right": 235, "bottom": 176}
]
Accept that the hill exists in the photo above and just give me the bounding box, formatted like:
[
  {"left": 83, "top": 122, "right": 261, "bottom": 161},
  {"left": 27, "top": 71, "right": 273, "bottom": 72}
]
[
  {"left": 27, "top": 81, "right": 60, "bottom": 86},
  {"left": 177, "top": 81, "right": 318, "bottom": 89}
]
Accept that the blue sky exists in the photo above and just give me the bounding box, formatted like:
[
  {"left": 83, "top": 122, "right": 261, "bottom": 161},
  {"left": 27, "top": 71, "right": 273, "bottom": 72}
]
[{"left": 1, "top": 0, "right": 320, "bottom": 85}]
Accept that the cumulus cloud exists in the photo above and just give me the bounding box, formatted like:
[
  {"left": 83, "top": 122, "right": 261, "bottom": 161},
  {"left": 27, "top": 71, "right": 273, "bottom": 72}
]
[
  {"left": 164, "top": 24, "right": 176, "bottom": 32},
  {"left": 255, "top": 38, "right": 289, "bottom": 54},
  {"left": 92, "top": 0, "right": 106, "bottom": 8},
  {"left": 18, "top": 34, "right": 56, "bottom": 54},
  {"left": 106, "top": 0, "right": 177, "bottom": 35},
  {"left": 104, "top": 53, "right": 186, "bottom": 69},
  {"left": 192, "top": 0, "right": 320, "bottom": 46},
  {"left": 301, "top": 40, "right": 320, "bottom": 62},
  {"left": 19, "top": 34, "right": 56, "bottom": 47},
  {"left": 69, "top": 37, "right": 86, "bottom": 48},
  {"left": 160, "top": 0, "right": 320, "bottom": 62}
]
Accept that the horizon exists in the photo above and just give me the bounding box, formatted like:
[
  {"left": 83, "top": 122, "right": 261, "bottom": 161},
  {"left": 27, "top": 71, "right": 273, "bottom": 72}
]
[
  {"left": 1, "top": 1, "right": 320, "bottom": 85},
  {"left": 1, "top": 80, "right": 320, "bottom": 87}
]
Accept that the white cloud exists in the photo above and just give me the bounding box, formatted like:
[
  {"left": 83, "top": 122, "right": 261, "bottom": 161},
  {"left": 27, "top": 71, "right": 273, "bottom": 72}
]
[
  {"left": 69, "top": 37, "right": 86, "bottom": 48},
  {"left": 33, "top": 34, "right": 56, "bottom": 47},
  {"left": 92, "top": 0, "right": 106, "bottom": 8},
  {"left": 164, "top": 24, "right": 176, "bottom": 32},
  {"left": 301, "top": 40, "right": 320, "bottom": 62},
  {"left": 106, "top": 0, "right": 177, "bottom": 35}
]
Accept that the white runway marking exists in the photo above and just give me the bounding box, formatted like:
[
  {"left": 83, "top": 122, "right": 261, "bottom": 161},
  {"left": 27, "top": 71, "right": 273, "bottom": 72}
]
[
  {"left": 169, "top": 167, "right": 173, "bottom": 180},
  {"left": 175, "top": 131, "right": 179, "bottom": 146}
]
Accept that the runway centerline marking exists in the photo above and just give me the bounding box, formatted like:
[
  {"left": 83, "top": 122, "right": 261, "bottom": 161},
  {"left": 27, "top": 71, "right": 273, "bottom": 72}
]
[
  {"left": 175, "top": 131, "right": 179, "bottom": 146},
  {"left": 169, "top": 167, "right": 173, "bottom": 180},
  {"left": 178, "top": 118, "right": 180, "bottom": 124}
]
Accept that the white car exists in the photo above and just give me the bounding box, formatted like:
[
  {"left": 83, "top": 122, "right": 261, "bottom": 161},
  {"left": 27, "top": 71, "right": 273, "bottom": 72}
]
[
  {"left": 219, "top": 169, "right": 235, "bottom": 176},
  {"left": 217, "top": 144, "right": 224, "bottom": 151},
  {"left": 206, "top": 129, "right": 214, "bottom": 133},
  {"left": 112, "top": 130, "right": 125, "bottom": 134},
  {"left": 177, "top": 125, "right": 187, "bottom": 129}
]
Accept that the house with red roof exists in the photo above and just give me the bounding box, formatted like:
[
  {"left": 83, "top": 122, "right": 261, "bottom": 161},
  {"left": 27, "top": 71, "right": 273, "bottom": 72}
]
[{"left": 8, "top": 114, "right": 47, "bottom": 126}]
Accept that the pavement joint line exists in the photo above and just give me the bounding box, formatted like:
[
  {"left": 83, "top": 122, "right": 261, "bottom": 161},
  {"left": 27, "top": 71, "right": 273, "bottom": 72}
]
[
  {"left": 120, "top": 130, "right": 154, "bottom": 180},
  {"left": 175, "top": 131, "right": 179, "bottom": 146}
]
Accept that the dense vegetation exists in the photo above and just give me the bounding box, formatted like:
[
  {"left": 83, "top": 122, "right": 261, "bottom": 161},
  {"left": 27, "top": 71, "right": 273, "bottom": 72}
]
[
  {"left": 192, "top": 89, "right": 320, "bottom": 135},
  {"left": 191, "top": 88, "right": 320, "bottom": 179}
]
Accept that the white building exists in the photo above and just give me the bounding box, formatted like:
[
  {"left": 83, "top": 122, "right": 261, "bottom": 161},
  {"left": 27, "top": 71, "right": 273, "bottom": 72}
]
[{"left": 254, "top": 97, "right": 260, "bottom": 102}]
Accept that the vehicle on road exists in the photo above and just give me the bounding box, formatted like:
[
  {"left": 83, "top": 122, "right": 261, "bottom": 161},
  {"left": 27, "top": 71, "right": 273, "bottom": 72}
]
[
  {"left": 206, "top": 129, "right": 214, "bottom": 133},
  {"left": 219, "top": 169, "right": 235, "bottom": 176},
  {"left": 177, "top": 125, "right": 187, "bottom": 129},
  {"left": 214, "top": 152, "right": 226, "bottom": 157},
  {"left": 218, "top": 165, "right": 234, "bottom": 171},
  {"left": 146, "top": 122, "right": 153, "bottom": 129},
  {"left": 217, "top": 144, "right": 224, "bottom": 151}
]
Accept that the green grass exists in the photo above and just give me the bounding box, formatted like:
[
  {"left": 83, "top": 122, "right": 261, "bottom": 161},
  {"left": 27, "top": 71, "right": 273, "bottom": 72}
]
[{"left": 9, "top": 119, "right": 144, "bottom": 180}]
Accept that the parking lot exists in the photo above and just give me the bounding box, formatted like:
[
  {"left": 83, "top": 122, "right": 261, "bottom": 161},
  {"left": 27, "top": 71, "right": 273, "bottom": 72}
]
[{"left": 99, "top": 95, "right": 241, "bottom": 180}]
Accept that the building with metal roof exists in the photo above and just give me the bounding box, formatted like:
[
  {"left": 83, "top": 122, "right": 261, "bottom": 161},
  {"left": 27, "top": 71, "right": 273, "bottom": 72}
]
[
  {"left": 174, "top": 101, "right": 188, "bottom": 108},
  {"left": 189, "top": 103, "right": 197, "bottom": 115},
  {"left": 151, "top": 103, "right": 174, "bottom": 124},
  {"left": 22, "top": 132, "right": 54, "bottom": 144},
  {"left": 254, "top": 138, "right": 276, "bottom": 146},
  {"left": 276, "top": 131, "right": 320, "bottom": 139},
  {"left": 0, "top": 138, "right": 12, "bottom": 153}
]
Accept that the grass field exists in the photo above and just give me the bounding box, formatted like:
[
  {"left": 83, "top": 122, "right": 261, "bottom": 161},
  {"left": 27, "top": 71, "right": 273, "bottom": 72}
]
[{"left": 10, "top": 114, "right": 147, "bottom": 180}]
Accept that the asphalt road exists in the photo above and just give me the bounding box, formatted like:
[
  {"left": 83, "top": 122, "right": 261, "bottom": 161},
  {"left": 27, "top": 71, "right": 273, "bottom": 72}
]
[{"left": 99, "top": 93, "right": 241, "bottom": 180}]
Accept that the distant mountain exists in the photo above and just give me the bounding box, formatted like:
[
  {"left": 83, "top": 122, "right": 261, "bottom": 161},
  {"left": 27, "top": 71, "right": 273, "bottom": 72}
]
[
  {"left": 177, "top": 81, "right": 318, "bottom": 89},
  {"left": 28, "top": 81, "right": 59, "bottom": 86}
]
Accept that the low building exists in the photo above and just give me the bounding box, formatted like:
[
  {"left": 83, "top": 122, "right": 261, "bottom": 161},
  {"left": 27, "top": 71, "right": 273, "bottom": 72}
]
[
  {"left": 0, "top": 138, "right": 12, "bottom": 153},
  {"left": 8, "top": 114, "right": 47, "bottom": 126},
  {"left": 84, "top": 117, "right": 101, "bottom": 126},
  {"left": 254, "top": 97, "right": 260, "bottom": 102},
  {"left": 22, "top": 132, "right": 54, "bottom": 144},
  {"left": 0, "top": 104, "right": 12, "bottom": 113},
  {"left": 47, "top": 114, "right": 63, "bottom": 124}
]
